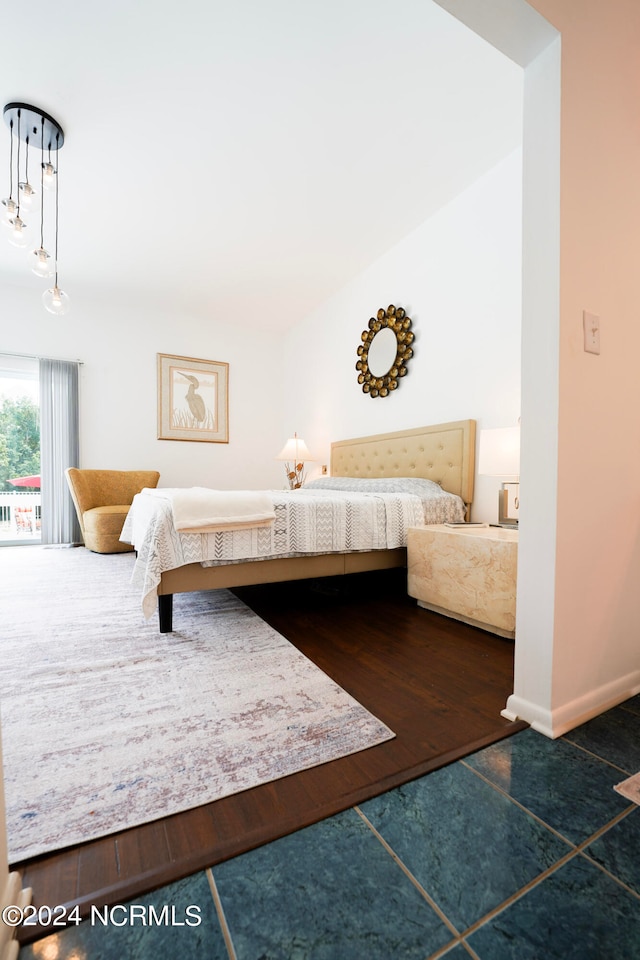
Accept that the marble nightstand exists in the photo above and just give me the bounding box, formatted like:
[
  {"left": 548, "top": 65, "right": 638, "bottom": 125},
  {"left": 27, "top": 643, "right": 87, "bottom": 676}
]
[{"left": 407, "top": 524, "right": 518, "bottom": 638}]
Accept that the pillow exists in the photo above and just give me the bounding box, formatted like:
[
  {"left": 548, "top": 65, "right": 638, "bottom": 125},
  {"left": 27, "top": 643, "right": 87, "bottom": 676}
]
[
  {"left": 304, "top": 476, "right": 467, "bottom": 523},
  {"left": 305, "top": 476, "right": 445, "bottom": 497}
]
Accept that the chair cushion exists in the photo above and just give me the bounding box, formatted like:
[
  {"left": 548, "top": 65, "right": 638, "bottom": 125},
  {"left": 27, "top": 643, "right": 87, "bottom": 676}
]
[{"left": 83, "top": 505, "right": 133, "bottom": 554}]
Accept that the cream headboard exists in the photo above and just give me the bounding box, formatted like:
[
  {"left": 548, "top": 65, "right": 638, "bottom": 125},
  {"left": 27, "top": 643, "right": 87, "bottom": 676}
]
[{"left": 330, "top": 420, "right": 476, "bottom": 509}]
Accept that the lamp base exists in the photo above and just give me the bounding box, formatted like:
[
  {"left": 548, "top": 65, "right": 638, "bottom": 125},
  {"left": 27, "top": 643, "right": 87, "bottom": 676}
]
[
  {"left": 283, "top": 462, "right": 306, "bottom": 490},
  {"left": 498, "top": 482, "right": 519, "bottom": 527}
]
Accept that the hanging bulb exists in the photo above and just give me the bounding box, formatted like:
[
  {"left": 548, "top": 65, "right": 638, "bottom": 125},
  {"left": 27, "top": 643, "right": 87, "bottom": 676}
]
[
  {"left": 18, "top": 180, "right": 36, "bottom": 209},
  {"left": 1, "top": 197, "right": 18, "bottom": 222},
  {"left": 42, "top": 284, "right": 70, "bottom": 316},
  {"left": 28, "top": 245, "right": 54, "bottom": 278},
  {"left": 5, "top": 215, "right": 28, "bottom": 247},
  {"left": 41, "top": 161, "right": 56, "bottom": 190}
]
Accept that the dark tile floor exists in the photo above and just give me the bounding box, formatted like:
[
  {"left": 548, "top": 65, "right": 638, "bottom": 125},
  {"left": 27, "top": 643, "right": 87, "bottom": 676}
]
[{"left": 20, "top": 696, "right": 640, "bottom": 960}]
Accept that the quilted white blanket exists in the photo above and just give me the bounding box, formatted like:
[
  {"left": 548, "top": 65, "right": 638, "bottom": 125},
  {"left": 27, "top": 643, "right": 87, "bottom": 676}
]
[{"left": 139, "top": 486, "right": 276, "bottom": 531}]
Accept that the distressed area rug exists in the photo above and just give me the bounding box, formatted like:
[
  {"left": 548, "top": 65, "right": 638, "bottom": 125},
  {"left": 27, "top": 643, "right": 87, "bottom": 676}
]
[
  {"left": 0, "top": 546, "right": 394, "bottom": 863},
  {"left": 614, "top": 772, "right": 640, "bottom": 806}
]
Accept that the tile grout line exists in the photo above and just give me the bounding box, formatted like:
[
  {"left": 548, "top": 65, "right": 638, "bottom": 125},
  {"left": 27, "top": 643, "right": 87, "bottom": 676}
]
[
  {"left": 459, "top": 815, "right": 640, "bottom": 946},
  {"left": 577, "top": 808, "right": 640, "bottom": 902},
  {"left": 447, "top": 780, "right": 640, "bottom": 939},
  {"left": 618, "top": 702, "right": 640, "bottom": 720},
  {"left": 354, "top": 805, "right": 461, "bottom": 940},
  {"left": 459, "top": 759, "right": 580, "bottom": 847},
  {"left": 577, "top": 850, "right": 640, "bottom": 902},
  {"left": 560, "top": 736, "right": 633, "bottom": 776},
  {"left": 459, "top": 757, "right": 638, "bottom": 852},
  {"left": 206, "top": 868, "right": 237, "bottom": 960},
  {"left": 457, "top": 845, "right": 581, "bottom": 941},
  {"left": 426, "top": 936, "right": 482, "bottom": 960},
  {"left": 573, "top": 805, "right": 637, "bottom": 851},
  {"left": 460, "top": 756, "right": 639, "bottom": 853}
]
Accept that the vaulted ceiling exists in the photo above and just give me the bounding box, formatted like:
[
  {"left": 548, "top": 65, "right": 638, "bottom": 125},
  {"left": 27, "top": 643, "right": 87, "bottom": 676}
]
[{"left": 0, "top": 0, "right": 522, "bottom": 331}]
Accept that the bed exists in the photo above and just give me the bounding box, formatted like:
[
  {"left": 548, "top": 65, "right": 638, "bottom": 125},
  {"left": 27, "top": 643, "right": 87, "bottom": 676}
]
[{"left": 121, "top": 420, "right": 475, "bottom": 632}]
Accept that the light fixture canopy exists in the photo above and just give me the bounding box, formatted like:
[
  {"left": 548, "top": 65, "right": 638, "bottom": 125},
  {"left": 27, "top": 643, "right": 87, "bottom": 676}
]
[{"left": 3, "top": 102, "right": 64, "bottom": 151}]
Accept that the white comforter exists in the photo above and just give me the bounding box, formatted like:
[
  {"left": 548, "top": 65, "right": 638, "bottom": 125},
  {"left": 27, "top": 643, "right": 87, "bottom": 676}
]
[
  {"left": 121, "top": 484, "right": 465, "bottom": 617},
  {"left": 138, "top": 486, "right": 276, "bottom": 531}
]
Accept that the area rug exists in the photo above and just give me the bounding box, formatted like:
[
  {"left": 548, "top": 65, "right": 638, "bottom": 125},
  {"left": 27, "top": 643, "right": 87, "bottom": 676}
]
[
  {"left": 614, "top": 772, "right": 640, "bottom": 806},
  {"left": 0, "top": 546, "right": 394, "bottom": 863}
]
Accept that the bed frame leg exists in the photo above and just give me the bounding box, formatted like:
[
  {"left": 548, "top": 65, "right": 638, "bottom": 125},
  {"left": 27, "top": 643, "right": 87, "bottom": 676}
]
[{"left": 158, "top": 594, "right": 173, "bottom": 633}]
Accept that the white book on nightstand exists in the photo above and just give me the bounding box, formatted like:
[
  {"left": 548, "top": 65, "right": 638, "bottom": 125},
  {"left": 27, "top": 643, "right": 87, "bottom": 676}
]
[{"left": 443, "top": 522, "right": 489, "bottom": 528}]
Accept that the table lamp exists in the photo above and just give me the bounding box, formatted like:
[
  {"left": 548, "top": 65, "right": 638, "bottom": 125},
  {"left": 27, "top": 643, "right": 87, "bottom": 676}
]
[
  {"left": 276, "top": 433, "right": 314, "bottom": 489},
  {"left": 478, "top": 426, "right": 520, "bottom": 526}
]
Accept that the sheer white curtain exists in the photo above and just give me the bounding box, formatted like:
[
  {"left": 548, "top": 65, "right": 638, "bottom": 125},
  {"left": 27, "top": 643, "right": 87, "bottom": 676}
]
[{"left": 39, "top": 359, "right": 81, "bottom": 545}]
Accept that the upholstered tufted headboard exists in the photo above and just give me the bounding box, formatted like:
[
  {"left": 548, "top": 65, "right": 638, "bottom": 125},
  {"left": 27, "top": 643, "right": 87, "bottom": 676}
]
[{"left": 330, "top": 420, "right": 476, "bottom": 510}]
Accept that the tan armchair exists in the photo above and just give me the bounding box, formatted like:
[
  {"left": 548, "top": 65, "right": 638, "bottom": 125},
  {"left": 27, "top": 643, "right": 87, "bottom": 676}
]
[{"left": 65, "top": 468, "right": 160, "bottom": 554}]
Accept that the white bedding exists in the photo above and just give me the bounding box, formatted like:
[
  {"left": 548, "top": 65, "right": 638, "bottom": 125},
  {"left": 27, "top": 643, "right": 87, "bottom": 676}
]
[
  {"left": 121, "top": 480, "right": 465, "bottom": 618},
  {"left": 138, "top": 486, "right": 276, "bottom": 531}
]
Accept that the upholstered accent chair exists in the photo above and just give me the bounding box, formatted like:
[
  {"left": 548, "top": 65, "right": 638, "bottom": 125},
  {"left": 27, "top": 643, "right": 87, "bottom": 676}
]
[{"left": 65, "top": 468, "right": 160, "bottom": 554}]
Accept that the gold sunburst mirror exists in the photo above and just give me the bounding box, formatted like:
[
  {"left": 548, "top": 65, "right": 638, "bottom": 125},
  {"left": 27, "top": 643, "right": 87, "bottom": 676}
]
[{"left": 355, "top": 304, "right": 415, "bottom": 398}]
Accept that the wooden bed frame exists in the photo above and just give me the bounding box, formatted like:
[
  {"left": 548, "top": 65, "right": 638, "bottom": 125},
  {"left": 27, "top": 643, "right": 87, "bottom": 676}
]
[{"left": 156, "top": 419, "right": 476, "bottom": 631}]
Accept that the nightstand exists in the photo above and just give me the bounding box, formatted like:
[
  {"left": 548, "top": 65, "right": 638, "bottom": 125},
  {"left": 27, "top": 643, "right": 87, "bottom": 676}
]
[{"left": 407, "top": 524, "right": 518, "bottom": 638}]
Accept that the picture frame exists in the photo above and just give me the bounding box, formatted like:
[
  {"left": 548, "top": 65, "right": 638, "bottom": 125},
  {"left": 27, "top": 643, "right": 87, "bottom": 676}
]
[{"left": 157, "top": 353, "right": 229, "bottom": 443}]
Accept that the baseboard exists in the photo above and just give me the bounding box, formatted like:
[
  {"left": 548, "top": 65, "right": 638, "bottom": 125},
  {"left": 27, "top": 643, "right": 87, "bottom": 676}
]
[
  {"left": 0, "top": 872, "right": 31, "bottom": 960},
  {"left": 501, "top": 669, "right": 640, "bottom": 739}
]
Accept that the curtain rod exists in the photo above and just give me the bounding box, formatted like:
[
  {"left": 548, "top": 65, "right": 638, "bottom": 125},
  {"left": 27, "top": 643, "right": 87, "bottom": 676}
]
[{"left": 1, "top": 350, "right": 84, "bottom": 365}]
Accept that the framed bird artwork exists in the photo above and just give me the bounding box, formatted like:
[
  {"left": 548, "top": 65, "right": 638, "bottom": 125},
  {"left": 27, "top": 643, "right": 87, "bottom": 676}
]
[{"left": 157, "top": 353, "right": 229, "bottom": 443}]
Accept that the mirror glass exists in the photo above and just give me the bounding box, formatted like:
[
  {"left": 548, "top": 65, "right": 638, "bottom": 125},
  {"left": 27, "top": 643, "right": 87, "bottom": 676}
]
[{"left": 367, "top": 328, "right": 397, "bottom": 377}]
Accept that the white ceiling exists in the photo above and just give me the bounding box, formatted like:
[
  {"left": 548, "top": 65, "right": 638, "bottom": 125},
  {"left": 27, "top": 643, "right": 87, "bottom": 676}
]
[{"left": 0, "top": 0, "right": 522, "bottom": 331}]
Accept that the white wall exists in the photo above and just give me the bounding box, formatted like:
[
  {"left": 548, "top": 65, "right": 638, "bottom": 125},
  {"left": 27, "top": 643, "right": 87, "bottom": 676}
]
[
  {"left": 439, "top": 0, "right": 640, "bottom": 736},
  {"left": 0, "top": 285, "right": 285, "bottom": 490},
  {"left": 281, "top": 149, "right": 523, "bottom": 523},
  {"left": 527, "top": 0, "right": 640, "bottom": 731}
]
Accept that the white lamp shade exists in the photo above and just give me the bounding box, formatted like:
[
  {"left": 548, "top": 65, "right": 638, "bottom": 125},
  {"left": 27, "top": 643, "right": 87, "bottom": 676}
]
[
  {"left": 276, "top": 434, "right": 314, "bottom": 462},
  {"left": 478, "top": 427, "right": 520, "bottom": 478}
]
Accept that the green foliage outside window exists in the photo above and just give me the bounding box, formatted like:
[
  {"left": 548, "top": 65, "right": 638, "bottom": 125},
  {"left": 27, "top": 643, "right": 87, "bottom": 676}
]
[{"left": 0, "top": 395, "right": 40, "bottom": 491}]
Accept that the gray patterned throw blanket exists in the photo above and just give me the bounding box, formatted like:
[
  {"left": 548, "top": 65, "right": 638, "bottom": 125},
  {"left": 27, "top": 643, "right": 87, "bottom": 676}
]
[{"left": 121, "top": 478, "right": 465, "bottom": 617}]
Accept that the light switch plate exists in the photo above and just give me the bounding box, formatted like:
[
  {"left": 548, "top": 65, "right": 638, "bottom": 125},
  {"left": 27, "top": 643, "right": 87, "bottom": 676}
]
[{"left": 583, "top": 311, "right": 600, "bottom": 355}]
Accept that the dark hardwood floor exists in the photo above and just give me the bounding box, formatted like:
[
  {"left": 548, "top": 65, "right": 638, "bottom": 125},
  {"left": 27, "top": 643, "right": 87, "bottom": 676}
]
[{"left": 16, "top": 569, "right": 525, "bottom": 944}]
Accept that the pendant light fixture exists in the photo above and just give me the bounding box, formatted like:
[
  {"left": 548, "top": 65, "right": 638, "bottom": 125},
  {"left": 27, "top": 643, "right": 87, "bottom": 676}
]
[
  {"left": 1, "top": 117, "right": 18, "bottom": 224},
  {"left": 3, "top": 108, "right": 28, "bottom": 247},
  {"left": 28, "top": 113, "right": 53, "bottom": 280},
  {"left": 2, "top": 102, "right": 70, "bottom": 315},
  {"left": 18, "top": 135, "right": 36, "bottom": 210}
]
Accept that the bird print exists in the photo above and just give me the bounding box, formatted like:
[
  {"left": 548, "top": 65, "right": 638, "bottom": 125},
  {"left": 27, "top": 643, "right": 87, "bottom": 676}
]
[{"left": 181, "top": 373, "right": 206, "bottom": 422}]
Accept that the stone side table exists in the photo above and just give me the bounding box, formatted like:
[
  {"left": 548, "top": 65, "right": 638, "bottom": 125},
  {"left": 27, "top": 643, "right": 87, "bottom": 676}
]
[{"left": 407, "top": 524, "right": 518, "bottom": 638}]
